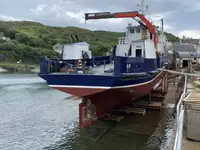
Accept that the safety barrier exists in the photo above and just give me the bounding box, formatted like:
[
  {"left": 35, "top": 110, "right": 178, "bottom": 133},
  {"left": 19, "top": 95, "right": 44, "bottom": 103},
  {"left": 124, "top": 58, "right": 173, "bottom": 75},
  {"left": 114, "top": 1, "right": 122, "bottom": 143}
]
[
  {"left": 39, "top": 56, "right": 112, "bottom": 74},
  {"left": 173, "top": 74, "right": 187, "bottom": 150},
  {"left": 158, "top": 68, "right": 198, "bottom": 150}
]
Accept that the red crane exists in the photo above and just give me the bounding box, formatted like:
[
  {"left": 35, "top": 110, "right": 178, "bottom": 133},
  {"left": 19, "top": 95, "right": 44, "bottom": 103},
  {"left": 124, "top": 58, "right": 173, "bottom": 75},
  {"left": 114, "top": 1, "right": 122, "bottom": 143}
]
[{"left": 85, "top": 11, "right": 159, "bottom": 55}]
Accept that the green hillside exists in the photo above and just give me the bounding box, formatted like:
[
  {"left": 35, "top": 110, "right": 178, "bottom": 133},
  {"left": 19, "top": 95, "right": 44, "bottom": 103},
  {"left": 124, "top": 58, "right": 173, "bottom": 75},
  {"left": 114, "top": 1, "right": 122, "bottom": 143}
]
[
  {"left": 0, "top": 21, "right": 179, "bottom": 64},
  {"left": 164, "top": 32, "right": 180, "bottom": 43}
]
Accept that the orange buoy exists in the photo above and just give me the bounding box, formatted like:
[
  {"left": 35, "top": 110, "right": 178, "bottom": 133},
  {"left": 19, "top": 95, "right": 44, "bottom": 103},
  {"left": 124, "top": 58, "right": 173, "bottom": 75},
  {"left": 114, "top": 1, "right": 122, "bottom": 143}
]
[{"left": 77, "top": 60, "right": 82, "bottom": 68}]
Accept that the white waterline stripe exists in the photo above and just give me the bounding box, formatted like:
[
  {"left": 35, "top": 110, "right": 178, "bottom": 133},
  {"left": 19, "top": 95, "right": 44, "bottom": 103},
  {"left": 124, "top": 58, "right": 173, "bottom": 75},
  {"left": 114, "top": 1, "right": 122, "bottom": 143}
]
[{"left": 50, "top": 85, "right": 111, "bottom": 89}]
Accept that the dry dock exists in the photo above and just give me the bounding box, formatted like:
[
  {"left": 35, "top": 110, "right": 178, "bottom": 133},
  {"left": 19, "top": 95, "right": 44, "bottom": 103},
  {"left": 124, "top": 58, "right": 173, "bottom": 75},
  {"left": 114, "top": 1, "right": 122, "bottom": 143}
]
[
  {"left": 90, "top": 70, "right": 200, "bottom": 150},
  {"left": 45, "top": 70, "right": 200, "bottom": 150},
  {"left": 53, "top": 74, "right": 182, "bottom": 150}
]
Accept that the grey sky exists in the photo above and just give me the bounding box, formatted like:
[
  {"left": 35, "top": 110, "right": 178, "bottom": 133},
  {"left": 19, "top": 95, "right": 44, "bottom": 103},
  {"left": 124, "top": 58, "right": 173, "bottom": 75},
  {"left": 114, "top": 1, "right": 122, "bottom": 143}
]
[{"left": 0, "top": 0, "right": 199, "bottom": 38}]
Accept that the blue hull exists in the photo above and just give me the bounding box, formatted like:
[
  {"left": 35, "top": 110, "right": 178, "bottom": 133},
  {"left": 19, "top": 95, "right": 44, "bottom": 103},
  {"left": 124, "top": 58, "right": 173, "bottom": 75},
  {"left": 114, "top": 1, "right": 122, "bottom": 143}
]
[
  {"left": 39, "top": 55, "right": 168, "bottom": 97},
  {"left": 39, "top": 72, "right": 159, "bottom": 88}
]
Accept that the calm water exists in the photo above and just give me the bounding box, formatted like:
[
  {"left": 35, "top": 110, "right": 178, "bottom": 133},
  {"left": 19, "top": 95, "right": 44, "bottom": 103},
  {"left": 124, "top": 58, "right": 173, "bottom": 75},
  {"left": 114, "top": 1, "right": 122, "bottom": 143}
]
[{"left": 0, "top": 74, "right": 175, "bottom": 150}]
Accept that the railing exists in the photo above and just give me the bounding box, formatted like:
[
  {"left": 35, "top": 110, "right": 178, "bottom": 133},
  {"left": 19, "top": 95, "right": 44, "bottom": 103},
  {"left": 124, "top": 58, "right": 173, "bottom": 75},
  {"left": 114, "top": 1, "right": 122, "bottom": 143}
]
[
  {"left": 158, "top": 68, "right": 200, "bottom": 150},
  {"left": 39, "top": 57, "right": 113, "bottom": 74},
  {"left": 173, "top": 74, "right": 187, "bottom": 150}
]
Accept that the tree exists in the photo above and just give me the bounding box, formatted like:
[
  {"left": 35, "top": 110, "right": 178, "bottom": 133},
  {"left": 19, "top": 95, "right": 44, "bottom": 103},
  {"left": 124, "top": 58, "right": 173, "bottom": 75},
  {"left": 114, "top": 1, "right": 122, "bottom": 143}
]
[
  {"left": 15, "top": 33, "right": 29, "bottom": 43},
  {"left": 0, "top": 26, "right": 8, "bottom": 34},
  {"left": 0, "top": 42, "right": 15, "bottom": 51},
  {"left": 6, "top": 29, "right": 17, "bottom": 39}
]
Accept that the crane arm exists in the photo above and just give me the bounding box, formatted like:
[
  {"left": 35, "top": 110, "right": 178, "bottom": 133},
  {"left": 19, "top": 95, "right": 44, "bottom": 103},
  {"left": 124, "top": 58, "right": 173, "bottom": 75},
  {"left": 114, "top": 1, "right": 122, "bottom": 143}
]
[
  {"left": 85, "top": 11, "right": 158, "bottom": 55},
  {"left": 85, "top": 11, "right": 138, "bottom": 20}
]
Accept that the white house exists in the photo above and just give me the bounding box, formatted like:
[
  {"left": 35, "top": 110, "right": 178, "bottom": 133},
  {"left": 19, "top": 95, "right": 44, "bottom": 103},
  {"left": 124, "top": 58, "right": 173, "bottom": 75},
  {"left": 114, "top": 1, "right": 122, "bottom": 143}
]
[
  {"left": 172, "top": 43, "right": 198, "bottom": 67},
  {"left": 60, "top": 42, "right": 92, "bottom": 60},
  {"left": 0, "top": 32, "right": 10, "bottom": 41}
]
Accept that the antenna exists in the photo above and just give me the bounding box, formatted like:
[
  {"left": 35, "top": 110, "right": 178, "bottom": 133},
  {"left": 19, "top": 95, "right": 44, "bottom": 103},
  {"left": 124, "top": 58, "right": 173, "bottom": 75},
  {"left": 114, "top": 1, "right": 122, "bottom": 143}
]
[
  {"left": 137, "top": 0, "right": 154, "bottom": 24},
  {"left": 141, "top": 0, "right": 144, "bottom": 14},
  {"left": 137, "top": 0, "right": 148, "bottom": 15}
]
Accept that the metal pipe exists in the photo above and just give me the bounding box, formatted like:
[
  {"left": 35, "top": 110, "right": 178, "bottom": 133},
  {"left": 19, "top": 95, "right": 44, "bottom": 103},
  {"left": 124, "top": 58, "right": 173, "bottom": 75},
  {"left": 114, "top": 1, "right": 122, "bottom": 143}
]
[
  {"left": 173, "top": 72, "right": 188, "bottom": 150},
  {"left": 177, "top": 109, "right": 185, "bottom": 150},
  {"left": 183, "top": 75, "right": 187, "bottom": 96},
  {"left": 183, "top": 92, "right": 192, "bottom": 102},
  {"left": 174, "top": 94, "right": 184, "bottom": 150},
  {"left": 173, "top": 105, "right": 184, "bottom": 150},
  {"left": 183, "top": 100, "right": 200, "bottom": 102},
  {"left": 104, "top": 60, "right": 106, "bottom": 72},
  {"left": 173, "top": 123, "right": 179, "bottom": 150},
  {"left": 158, "top": 68, "right": 200, "bottom": 78}
]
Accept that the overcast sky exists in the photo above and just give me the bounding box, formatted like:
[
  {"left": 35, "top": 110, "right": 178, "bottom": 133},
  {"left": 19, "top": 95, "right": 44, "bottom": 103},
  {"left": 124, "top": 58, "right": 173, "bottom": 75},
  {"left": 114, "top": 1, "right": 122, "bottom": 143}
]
[{"left": 0, "top": 0, "right": 199, "bottom": 38}]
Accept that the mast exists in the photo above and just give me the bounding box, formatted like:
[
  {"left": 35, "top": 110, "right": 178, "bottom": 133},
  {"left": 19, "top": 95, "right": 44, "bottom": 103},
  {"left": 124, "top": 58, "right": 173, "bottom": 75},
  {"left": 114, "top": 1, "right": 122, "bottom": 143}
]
[
  {"left": 141, "top": 0, "right": 144, "bottom": 14},
  {"left": 137, "top": 0, "right": 148, "bottom": 15}
]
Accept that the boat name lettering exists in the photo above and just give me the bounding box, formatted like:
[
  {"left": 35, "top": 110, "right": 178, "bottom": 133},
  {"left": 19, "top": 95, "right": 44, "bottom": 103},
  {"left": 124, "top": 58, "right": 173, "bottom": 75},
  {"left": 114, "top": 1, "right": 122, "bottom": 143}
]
[
  {"left": 122, "top": 76, "right": 146, "bottom": 81},
  {"left": 123, "top": 77, "right": 137, "bottom": 81}
]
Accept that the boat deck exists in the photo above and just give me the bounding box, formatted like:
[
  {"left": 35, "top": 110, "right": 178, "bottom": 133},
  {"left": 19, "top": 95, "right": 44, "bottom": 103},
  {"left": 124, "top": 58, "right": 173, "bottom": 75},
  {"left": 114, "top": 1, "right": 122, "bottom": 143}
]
[
  {"left": 51, "top": 63, "right": 114, "bottom": 75},
  {"left": 91, "top": 63, "right": 114, "bottom": 74}
]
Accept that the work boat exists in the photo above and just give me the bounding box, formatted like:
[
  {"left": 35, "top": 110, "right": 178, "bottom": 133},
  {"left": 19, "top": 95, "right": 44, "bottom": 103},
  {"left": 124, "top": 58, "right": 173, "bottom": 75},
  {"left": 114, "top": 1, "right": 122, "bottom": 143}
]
[{"left": 39, "top": 11, "right": 170, "bottom": 128}]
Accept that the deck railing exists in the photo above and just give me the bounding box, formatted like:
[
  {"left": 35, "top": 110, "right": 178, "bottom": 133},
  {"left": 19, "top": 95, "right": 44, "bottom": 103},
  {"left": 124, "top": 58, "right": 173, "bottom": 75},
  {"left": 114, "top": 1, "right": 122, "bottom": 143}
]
[
  {"left": 39, "top": 57, "right": 112, "bottom": 74},
  {"left": 157, "top": 68, "right": 200, "bottom": 150},
  {"left": 173, "top": 74, "right": 187, "bottom": 150}
]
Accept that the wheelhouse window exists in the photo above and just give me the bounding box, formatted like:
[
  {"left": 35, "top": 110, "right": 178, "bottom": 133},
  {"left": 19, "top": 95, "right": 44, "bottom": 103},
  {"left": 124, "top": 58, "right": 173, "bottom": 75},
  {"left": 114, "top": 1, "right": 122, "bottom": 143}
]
[
  {"left": 142, "top": 28, "right": 147, "bottom": 39},
  {"left": 142, "top": 28, "right": 147, "bottom": 33},
  {"left": 130, "top": 28, "right": 134, "bottom": 33},
  {"left": 136, "top": 28, "right": 140, "bottom": 33}
]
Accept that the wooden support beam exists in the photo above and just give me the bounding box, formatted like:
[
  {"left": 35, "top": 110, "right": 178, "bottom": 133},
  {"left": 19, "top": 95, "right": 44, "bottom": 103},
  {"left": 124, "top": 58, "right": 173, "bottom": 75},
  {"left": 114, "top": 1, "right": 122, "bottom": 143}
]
[{"left": 112, "top": 107, "right": 146, "bottom": 115}]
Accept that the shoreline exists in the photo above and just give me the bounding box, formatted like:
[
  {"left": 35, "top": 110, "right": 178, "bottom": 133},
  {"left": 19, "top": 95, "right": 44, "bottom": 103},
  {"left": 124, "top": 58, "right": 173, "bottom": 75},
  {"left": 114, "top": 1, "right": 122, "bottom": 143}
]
[
  {"left": 0, "top": 63, "right": 40, "bottom": 73},
  {"left": 0, "top": 67, "right": 8, "bottom": 73}
]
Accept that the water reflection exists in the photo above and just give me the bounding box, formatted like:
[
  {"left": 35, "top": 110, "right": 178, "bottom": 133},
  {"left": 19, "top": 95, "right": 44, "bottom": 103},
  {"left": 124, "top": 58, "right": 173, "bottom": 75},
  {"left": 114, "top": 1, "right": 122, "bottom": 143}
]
[{"left": 45, "top": 109, "right": 175, "bottom": 150}]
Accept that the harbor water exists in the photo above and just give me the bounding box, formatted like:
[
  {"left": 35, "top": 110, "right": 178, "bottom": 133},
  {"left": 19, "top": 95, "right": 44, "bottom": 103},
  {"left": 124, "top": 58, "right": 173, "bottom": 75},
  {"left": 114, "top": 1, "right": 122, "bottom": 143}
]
[{"left": 0, "top": 73, "right": 175, "bottom": 150}]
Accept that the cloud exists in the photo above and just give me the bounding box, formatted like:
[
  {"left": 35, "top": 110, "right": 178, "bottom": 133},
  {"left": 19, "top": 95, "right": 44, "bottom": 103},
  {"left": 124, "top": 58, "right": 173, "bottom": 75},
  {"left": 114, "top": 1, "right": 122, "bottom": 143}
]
[
  {"left": 0, "top": 14, "right": 33, "bottom": 21},
  {"left": 30, "top": 4, "right": 48, "bottom": 16},
  {"left": 0, "top": 15, "right": 23, "bottom": 21},
  {"left": 0, "top": 0, "right": 199, "bottom": 38},
  {"left": 179, "top": 30, "right": 200, "bottom": 39}
]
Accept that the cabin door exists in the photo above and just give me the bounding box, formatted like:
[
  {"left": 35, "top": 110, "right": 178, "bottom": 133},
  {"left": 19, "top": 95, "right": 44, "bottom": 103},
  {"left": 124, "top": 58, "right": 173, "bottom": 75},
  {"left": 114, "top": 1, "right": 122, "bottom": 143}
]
[{"left": 136, "top": 49, "right": 142, "bottom": 57}]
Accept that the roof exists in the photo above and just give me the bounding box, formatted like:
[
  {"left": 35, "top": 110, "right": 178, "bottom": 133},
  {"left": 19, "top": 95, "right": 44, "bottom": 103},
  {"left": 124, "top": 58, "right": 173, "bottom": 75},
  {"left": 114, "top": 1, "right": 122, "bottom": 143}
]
[
  {"left": 176, "top": 52, "right": 200, "bottom": 58},
  {"left": 172, "top": 43, "right": 196, "bottom": 53},
  {"left": 127, "top": 25, "right": 144, "bottom": 29},
  {"left": 64, "top": 41, "right": 89, "bottom": 46}
]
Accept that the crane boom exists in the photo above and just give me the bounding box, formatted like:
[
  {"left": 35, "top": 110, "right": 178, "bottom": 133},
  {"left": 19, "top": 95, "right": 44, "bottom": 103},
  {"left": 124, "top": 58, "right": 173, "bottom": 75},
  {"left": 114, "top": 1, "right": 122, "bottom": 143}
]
[{"left": 85, "top": 11, "right": 158, "bottom": 55}]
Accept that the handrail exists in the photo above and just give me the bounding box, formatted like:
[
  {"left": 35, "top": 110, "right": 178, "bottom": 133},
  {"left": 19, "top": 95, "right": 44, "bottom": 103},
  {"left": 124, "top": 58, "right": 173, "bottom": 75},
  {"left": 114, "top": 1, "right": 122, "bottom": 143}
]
[
  {"left": 43, "top": 57, "right": 112, "bottom": 74},
  {"left": 158, "top": 68, "right": 200, "bottom": 77},
  {"left": 148, "top": 68, "right": 197, "bottom": 150},
  {"left": 160, "top": 67, "right": 200, "bottom": 149},
  {"left": 173, "top": 74, "right": 188, "bottom": 150}
]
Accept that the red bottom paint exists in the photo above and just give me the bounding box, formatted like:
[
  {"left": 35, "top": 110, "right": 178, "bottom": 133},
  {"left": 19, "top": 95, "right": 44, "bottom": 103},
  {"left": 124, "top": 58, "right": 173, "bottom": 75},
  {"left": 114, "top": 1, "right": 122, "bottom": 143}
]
[
  {"left": 54, "top": 87, "right": 107, "bottom": 97},
  {"left": 53, "top": 72, "right": 165, "bottom": 128}
]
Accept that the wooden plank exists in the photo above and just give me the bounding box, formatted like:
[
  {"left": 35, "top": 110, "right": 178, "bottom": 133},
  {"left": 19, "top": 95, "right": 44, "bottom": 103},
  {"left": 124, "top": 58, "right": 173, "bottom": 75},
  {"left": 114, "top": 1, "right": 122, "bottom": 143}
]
[
  {"left": 112, "top": 107, "right": 146, "bottom": 115},
  {"left": 186, "top": 92, "right": 200, "bottom": 102},
  {"left": 126, "top": 101, "right": 163, "bottom": 110},
  {"left": 103, "top": 115, "right": 124, "bottom": 123}
]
